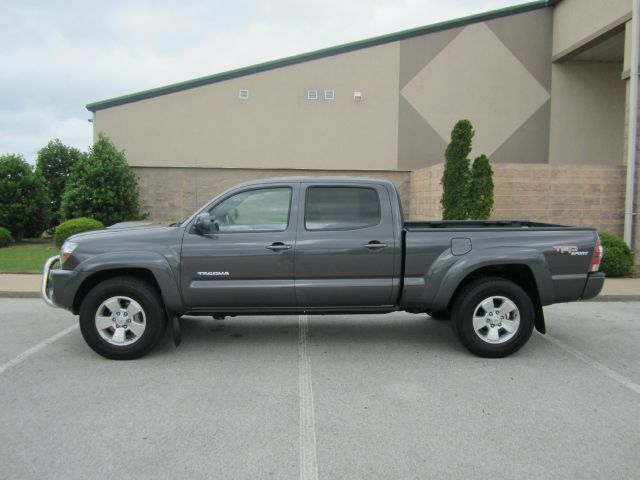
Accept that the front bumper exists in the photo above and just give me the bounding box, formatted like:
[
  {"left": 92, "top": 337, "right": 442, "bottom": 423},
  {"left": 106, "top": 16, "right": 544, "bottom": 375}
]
[
  {"left": 41, "top": 256, "right": 60, "bottom": 308},
  {"left": 41, "top": 255, "right": 84, "bottom": 311},
  {"left": 581, "top": 272, "right": 605, "bottom": 300}
]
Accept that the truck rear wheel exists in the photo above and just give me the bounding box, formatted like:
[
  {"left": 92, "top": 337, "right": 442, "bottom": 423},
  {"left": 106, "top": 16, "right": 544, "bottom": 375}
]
[
  {"left": 451, "top": 277, "right": 534, "bottom": 358},
  {"left": 79, "top": 276, "right": 167, "bottom": 360}
]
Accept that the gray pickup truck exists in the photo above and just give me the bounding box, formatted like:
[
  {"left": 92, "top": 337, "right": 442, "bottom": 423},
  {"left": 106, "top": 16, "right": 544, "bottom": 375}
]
[{"left": 42, "top": 177, "right": 604, "bottom": 360}]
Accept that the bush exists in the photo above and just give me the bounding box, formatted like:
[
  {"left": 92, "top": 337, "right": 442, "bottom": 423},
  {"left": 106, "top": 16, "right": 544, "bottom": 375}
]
[
  {"left": 60, "top": 134, "right": 142, "bottom": 226},
  {"left": 0, "top": 227, "right": 12, "bottom": 247},
  {"left": 35, "top": 139, "right": 84, "bottom": 228},
  {"left": 0, "top": 154, "right": 49, "bottom": 240},
  {"left": 468, "top": 154, "right": 494, "bottom": 220},
  {"left": 54, "top": 217, "right": 104, "bottom": 247},
  {"left": 441, "top": 120, "right": 473, "bottom": 220},
  {"left": 599, "top": 232, "right": 634, "bottom": 277}
]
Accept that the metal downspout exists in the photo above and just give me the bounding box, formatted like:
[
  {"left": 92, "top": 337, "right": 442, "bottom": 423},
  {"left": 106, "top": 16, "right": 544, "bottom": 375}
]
[{"left": 625, "top": 0, "right": 640, "bottom": 247}]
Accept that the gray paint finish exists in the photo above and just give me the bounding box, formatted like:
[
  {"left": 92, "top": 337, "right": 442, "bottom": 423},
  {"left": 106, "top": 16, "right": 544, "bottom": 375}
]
[
  {"left": 486, "top": 8, "right": 553, "bottom": 91},
  {"left": 398, "top": 27, "right": 462, "bottom": 89},
  {"left": 397, "top": 96, "right": 448, "bottom": 170},
  {"left": 490, "top": 100, "right": 551, "bottom": 164}
]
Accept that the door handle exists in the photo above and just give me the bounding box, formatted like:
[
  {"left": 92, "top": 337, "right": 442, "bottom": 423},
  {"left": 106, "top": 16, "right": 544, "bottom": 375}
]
[
  {"left": 363, "top": 241, "right": 388, "bottom": 250},
  {"left": 266, "top": 242, "right": 292, "bottom": 251}
]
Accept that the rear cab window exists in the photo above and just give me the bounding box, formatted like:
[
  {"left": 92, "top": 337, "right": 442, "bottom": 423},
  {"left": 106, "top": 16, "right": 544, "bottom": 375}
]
[{"left": 305, "top": 186, "right": 381, "bottom": 231}]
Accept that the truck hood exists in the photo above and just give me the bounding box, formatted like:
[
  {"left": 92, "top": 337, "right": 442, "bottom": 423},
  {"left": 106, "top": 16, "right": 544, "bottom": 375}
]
[
  {"left": 68, "top": 223, "right": 180, "bottom": 244},
  {"left": 63, "top": 222, "right": 186, "bottom": 270}
]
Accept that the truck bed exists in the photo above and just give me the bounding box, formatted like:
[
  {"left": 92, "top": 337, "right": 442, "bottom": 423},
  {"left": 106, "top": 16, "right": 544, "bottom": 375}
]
[{"left": 404, "top": 220, "right": 575, "bottom": 230}]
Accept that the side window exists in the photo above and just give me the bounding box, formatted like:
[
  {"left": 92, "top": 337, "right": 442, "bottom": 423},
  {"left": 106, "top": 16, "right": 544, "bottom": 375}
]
[
  {"left": 305, "top": 187, "right": 381, "bottom": 231},
  {"left": 207, "top": 188, "right": 291, "bottom": 232}
]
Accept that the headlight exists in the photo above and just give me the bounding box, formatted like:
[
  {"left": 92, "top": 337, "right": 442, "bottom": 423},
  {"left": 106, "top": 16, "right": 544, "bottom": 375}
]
[{"left": 61, "top": 241, "right": 78, "bottom": 262}]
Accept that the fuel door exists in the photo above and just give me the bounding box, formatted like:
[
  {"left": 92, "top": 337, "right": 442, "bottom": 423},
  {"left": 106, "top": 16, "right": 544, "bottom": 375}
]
[{"left": 451, "top": 237, "right": 472, "bottom": 256}]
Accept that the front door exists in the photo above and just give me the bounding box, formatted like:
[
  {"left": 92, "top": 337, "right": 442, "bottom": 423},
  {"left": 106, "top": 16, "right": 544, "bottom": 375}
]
[
  {"left": 181, "top": 185, "right": 298, "bottom": 309},
  {"left": 294, "top": 183, "right": 397, "bottom": 307}
]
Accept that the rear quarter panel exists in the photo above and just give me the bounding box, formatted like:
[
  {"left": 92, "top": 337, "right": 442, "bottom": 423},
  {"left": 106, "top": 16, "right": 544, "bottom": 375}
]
[{"left": 401, "top": 228, "right": 597, "bottom": 310}]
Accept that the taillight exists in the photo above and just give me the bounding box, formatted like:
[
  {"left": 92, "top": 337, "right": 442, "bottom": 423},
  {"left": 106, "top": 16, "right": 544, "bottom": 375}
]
[{"left": 589, "top": 237, "right": 603, "bottom": 272}]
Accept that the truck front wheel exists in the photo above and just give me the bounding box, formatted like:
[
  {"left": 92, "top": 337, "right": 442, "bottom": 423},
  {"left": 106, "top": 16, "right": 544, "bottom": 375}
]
[
  {"left": 451, "top": 277, "right": 534, "bottom": 358},
  {"left": 79, "top": 277, "right": 167, "bottom": 360}
]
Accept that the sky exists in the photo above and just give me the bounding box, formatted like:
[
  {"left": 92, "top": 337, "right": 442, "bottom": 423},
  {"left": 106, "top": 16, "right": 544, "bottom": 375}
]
[{"left": 1, "top": 0, "right": 524, "bottom": 163}]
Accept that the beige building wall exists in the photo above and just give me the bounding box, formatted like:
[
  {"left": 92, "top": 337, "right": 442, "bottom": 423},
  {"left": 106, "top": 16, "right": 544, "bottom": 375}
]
[
  {"left": 90, "top": 2, "right": 638, "bottom": 256},
  {"left": 398, "top": 8, "right": 553, "bottom": 168},
  {"left": 408, "top": 163, "right": 626, "bottom": 235},
  {"left": 401, "top": 22, "right": 550, "bottom": 162},
  {"left": 95, "top": 7, "right": 554, "bottom": 174},
  {"left": 95, "top": 43, "right": 400, "bottom": 172},
  {"left": 549, "top": 61, "right": 626, "bottom": 165},
  {"left": 552, "top": 0, "right": 630, "bottom": 58}
]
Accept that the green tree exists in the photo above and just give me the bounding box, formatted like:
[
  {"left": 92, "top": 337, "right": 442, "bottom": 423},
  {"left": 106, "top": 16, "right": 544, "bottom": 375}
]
[
  {"left": 35, "top": 139, "right": 84, "bottom": 228},
  {"left": 60, "top": 134, "right": 142, "bottom": 226},
  {"left": 0, "top": 154, "right": 49, "bottom": 240},
  {"left": 468, "top": 154, "right": 494, "bottom": 219},
  {"left": 441, "top": 119, "right": 474, "bottom": 220}
]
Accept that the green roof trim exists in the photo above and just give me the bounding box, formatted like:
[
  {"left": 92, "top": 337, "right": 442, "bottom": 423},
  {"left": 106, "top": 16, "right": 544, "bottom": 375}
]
[{"left": 86, "top": 0, "right": 558, "bottom": 112}]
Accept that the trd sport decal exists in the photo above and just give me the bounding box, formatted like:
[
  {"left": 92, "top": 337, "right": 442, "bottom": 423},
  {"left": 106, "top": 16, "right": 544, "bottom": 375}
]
[{"left": 553, "top": 246, "right": 589, "bottom": 256}]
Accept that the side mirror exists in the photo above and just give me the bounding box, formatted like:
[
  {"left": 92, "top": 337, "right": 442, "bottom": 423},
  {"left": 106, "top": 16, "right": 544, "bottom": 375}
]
[{"left": 194, "top": 213, "right": 212, "bottom": 233}]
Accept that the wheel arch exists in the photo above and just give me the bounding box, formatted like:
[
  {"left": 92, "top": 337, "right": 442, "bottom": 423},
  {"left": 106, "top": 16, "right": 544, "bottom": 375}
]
[
  {"left": 72, "top": 268, "right": 159, "bottom": 314},
  {"left": 438, "top": 263, "right": 547, "bottom": 334},
  {"left": 71, "top": 252, "right": 183, "bottom": 315}
]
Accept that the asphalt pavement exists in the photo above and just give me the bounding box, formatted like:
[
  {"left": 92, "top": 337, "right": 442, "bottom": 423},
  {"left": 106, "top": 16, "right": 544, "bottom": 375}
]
[{"left": 0, "top": 299, "right": 639, "bottom": 480}]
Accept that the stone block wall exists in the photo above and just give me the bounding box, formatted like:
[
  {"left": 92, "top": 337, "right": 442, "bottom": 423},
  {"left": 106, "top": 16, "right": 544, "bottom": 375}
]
[
  {"left": 408, "top": 163, "right": 627, "bottom": 235},
  {"left": 135, "top": 167, "right": 411, "bottom": 222},
  {"left": 407, "top": 163, "right": 444, "bottom": 220},
  {"left": 492, "top": 164, "right": 626, "bottom": 235},
  {"left": 136, "top": 164, "right": 627, "bottom": 238}
]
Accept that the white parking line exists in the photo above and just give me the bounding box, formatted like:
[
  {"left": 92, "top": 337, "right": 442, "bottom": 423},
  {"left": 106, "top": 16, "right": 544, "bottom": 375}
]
[
  {"left": 0, "top": 323, "right": 78, "bottom": 376},
  {"left": 298, "top": 314, "right": 319, "bottom": 480},
  {"left": 539, "top": 332, "right": 640, "bottom": 395}
]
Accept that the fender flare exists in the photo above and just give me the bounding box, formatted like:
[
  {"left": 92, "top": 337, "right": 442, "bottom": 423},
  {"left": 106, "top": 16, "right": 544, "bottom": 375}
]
[
  {"left": 426, "top": 246, "right": 553, "bottom": 311},
  {"left": 75, "top": 251, "right": 183, "bottom": 314}
]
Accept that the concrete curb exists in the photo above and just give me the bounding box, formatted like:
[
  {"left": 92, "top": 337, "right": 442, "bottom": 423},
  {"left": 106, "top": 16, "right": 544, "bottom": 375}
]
[
  {"left": 587, "top": 295, "right": 640, "bottom": 302},
  {"left": 0, "top": 292, "right": 41, "bottom": 299}
]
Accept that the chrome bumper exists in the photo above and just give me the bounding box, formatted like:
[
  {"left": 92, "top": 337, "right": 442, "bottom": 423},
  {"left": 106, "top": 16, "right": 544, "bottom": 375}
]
[{"left": 41, "top": 255, "right": 61, "bottom": 308}]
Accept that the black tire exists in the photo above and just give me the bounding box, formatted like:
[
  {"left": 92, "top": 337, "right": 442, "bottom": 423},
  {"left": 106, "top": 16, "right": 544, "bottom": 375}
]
[
  {"left": 426, "top": 309, "right": 450, "bottom": 321},
  {"left": 451, "top": 277, "right": 534, "bottom": 358},
  {"left": 79, "top": 276, "right": 167, "bottom": 360}
]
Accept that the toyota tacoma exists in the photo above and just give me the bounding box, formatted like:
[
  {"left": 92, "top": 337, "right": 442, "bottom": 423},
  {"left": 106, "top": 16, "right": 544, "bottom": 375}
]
[{"left": 42, "top": 177, "right": 605, "bottom": 359}]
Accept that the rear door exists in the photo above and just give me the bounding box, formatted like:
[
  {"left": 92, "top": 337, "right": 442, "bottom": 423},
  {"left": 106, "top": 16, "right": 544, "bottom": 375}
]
[
  {"left": 181, "top": 184, "right": 298, "bottom": 309},
  {"left": 294, "top": 182, "right": 397, "bottom": 307}
]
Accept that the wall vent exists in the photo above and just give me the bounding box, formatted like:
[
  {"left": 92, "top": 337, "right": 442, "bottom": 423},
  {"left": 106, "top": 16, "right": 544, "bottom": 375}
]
[
  {"left": 324, "top": 90, "right": 335, "bottom": 101},
  {"left": 307, "top": 89, "right": 318, "bottom": 101},
  {"left": 353, "top": 91, "right": 363, "bottom": 102},
  {"left": 239, "top": 89, "right": 249, "bottom": 100}
]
